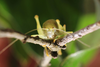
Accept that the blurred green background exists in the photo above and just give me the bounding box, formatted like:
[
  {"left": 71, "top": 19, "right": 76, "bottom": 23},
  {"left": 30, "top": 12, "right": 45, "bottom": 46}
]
[{"left": 0, "top": 0, "right": 100, "bottom": 67}]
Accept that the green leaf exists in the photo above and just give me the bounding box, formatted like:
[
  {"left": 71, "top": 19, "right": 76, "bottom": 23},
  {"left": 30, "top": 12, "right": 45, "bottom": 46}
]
[
  {"left": 50, "top": 58, "right": 61, "bottom": 67},
  {"left": 61, "top": 46, "right": 98, "bottom": 67}
]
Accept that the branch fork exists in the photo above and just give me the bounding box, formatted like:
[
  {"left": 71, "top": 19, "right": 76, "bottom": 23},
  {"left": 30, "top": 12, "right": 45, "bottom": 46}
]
[{"left": 0, "top": 21, "right": 100, "bottom": 67}]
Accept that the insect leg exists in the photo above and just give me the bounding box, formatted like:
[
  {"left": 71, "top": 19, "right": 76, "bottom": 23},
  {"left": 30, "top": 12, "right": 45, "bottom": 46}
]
[
  {"left": 59, "top": 45, "right": 67, "bottom": 50},
  {"left": 58, "top": 49, "right": 62, "bottom": 55},
  {"left": 56, "top": 19, "right": 63, "bottom": 29},
  {"left": 77, "top": 39, "right": 90, "bottom": 47},
  {"left": 0, "top": 28, "right": 38, "bottom": 54},
  {"left": 53, "top": 39, "right": 56, "bottom": 43},
  {"left": 63, "top": 24, "right": 66, "bottom": 31},
  {"left": 0, "top": 39, "right": 18, "bottom": 54},
  {"left": 44, "top": 47, "right": 50, "bottom": 56},
  {"left": 34, "top": 15, "right": 44, "bottom": 35},
  {"left": 66, "top": 31, "right": 73, "bottom": 34}
]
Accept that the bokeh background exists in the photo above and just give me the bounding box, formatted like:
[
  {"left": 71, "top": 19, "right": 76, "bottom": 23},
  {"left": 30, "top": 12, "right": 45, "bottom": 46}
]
[{"left": 0, "top": 0, "right": 100, "bottom": 67}]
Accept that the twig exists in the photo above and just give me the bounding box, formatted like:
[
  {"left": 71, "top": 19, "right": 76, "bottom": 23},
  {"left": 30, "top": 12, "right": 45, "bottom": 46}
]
[
  {"left": 38, "top": 50, "right": 52, "bottom": 67},
  {"left": 56, "top": 21, "right": 100, "bottom": 46},
  {"left": 0, "top": 29, "right": 54, "bottom": 47},
  {"left": 0, "top": 29, "right": 60, "bottom": 67},
  {"left": 0, "top": 29, "right": 62, "bottom": 53},
  {"left": 0, "top": 21, "right": 100, "bottom": 67},
  {"left": 0, "top": 21, "right": 100, "bottom": 47}
]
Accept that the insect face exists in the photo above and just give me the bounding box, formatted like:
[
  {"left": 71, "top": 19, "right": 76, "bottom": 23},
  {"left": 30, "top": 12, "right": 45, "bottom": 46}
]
[
  {"left": 43, "top": 28, "right": 56, "bottom": 39},
  {"left": 42, "top": 19, "right": 58, "bottom": 39}
]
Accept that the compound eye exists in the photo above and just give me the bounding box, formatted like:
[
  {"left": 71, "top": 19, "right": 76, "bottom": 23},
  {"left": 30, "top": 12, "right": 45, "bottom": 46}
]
[{"left": 51, "top": 51, "right": 58, "bottom": 59}]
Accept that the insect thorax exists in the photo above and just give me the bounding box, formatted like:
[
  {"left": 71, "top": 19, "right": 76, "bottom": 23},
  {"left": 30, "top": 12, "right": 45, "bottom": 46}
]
[
  {"left": 42, "top": 19, "right": 59, "bottom": 39},
  {"left": 42, "top": 28, "right": 67, "bottom": 40}
]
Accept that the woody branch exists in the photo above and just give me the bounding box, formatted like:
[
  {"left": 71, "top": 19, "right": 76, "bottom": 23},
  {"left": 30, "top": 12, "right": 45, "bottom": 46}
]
[
  {"left": 0, "top": 21, "right": 100, "bottom": 67},
  {"left": 0, "top": 21, "right": 100, "bottom": 47},
  {"left": 56, "top": 21, "right": 100, "bottom": 46}
]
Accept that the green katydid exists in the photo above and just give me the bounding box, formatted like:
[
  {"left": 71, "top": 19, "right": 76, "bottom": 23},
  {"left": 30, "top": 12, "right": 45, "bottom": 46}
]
[
  {"left": 0, "top": 15, "right": 89, "bottom": 58},
  {"left": 31, "top": 15, "right": 73, "bottom": 57}
]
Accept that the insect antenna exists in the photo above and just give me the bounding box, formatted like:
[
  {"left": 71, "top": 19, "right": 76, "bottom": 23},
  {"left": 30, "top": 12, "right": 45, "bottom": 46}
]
[
  {"left": 0, "top": 29, "right": 38, "bottom": 54},
  {"left": 0, "top": 39, "right": 18, "bottom": 54},
  {"left": 76, "top": 39, "right": 90, "bottom": 47},
  {"left": 25, "top": 29, "right": 37, "bottom": 34}
]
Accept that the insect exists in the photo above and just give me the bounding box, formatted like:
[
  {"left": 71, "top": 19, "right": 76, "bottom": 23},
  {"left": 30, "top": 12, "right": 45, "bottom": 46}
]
[
  {"left": 0, "top": 15, "right": 89, "bottom": 58},
  {"left": 31, "top": 15, "right": 73, "bottom": 58}
]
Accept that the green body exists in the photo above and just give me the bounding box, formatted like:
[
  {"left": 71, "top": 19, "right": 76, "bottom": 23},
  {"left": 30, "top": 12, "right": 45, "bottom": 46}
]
[{"left": 31, "top": 15, "right": 73, "bottom": 57}]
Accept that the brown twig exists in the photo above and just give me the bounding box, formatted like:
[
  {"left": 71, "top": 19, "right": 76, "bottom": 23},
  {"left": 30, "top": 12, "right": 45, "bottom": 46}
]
[
  {"left": 0, "top": 21, "right": 100, "bottom": 67},
  {"left": 56, "top": 21, "right": 100, "bottom": 46}
]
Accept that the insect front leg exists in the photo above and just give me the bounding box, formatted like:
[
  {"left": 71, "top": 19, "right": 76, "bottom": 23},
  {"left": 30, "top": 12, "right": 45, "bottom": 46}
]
[
  {"left": 44, "top": 47, "right": 50, "bottom": 57},
  {"left": 34, "top": 15, "right": 44, "bottom": 35},
  {"left": 58, "top": 49, "right": 62, "bottom": 55}
]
